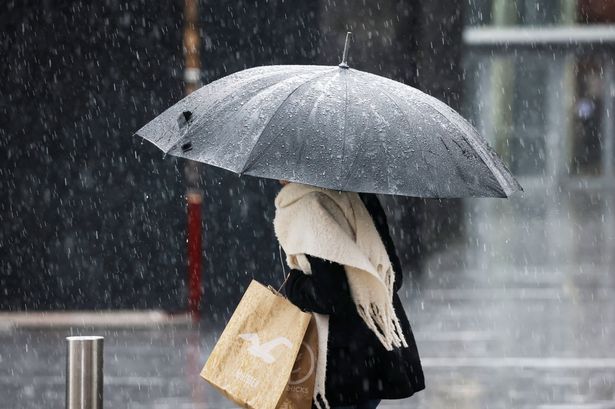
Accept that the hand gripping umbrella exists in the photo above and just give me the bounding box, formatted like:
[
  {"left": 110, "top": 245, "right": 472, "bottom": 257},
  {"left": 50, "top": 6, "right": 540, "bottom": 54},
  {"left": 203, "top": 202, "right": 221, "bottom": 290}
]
[{"left": 136, "top": 33, "right": 521, "bottom": 198}]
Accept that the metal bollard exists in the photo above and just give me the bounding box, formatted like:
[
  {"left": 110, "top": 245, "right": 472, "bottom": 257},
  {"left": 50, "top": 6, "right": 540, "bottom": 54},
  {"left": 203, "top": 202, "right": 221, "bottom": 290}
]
[{"left": 66, "top": 336, "right": 104, "bottom": 409}]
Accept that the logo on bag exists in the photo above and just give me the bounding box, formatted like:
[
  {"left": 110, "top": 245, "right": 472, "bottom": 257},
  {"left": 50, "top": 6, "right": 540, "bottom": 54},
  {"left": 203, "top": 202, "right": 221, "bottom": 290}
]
[
  {"left": 238, "top": 333, "right": 292, "bottom": 364},
  {"left": 234, "top": 369, "right": 259, "bottom": 388},
  {"left": 288, "top": 341, "right": 315, "bottom": 386}
]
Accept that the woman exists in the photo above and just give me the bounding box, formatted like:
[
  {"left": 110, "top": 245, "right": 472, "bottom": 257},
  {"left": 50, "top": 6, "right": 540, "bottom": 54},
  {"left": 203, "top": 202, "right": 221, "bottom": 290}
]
[{"left": 274, "top": 181, "right": 424, "bottom": 409}]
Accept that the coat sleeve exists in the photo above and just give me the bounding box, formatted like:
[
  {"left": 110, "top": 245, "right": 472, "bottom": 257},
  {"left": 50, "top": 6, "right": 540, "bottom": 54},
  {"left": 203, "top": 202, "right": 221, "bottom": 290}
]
[{"left": 283, "top": 255, "right": 356, "bottom": 315}]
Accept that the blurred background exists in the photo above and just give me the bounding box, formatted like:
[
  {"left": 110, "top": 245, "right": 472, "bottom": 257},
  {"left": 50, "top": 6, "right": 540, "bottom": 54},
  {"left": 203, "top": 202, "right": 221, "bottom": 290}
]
[{"left": 1, "top": 0, "right": 614, "bottom": 408}]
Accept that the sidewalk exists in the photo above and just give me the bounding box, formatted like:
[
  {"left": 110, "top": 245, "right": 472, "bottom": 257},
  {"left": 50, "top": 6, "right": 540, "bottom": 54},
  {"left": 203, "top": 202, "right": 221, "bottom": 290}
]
[{"left": 2, "top": 252, "right": 615, "bottom": 409}]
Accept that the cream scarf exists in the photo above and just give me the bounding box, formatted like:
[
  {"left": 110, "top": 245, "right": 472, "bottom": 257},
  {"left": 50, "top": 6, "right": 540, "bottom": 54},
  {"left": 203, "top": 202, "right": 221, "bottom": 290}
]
[{"left": 274, "top": 183, "right": 408, "bottom": 409}]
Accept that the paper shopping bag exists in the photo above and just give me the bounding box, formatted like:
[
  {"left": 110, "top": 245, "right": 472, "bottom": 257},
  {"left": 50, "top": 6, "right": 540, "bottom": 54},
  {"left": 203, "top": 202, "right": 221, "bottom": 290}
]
[
  {"left": 276, "top": 316, "right": 318, "bottom": 409},
  {"left": 201, "top": 279, "right": 312, "bottom": 409}
]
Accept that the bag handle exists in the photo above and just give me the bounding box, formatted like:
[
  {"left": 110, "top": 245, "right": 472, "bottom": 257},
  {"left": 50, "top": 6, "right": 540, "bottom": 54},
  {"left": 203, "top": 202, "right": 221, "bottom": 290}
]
[
  {"left": 268, "top": 245, "right": 290, "bottom": 296},
  {"left": 276, "top": 271, "right": 291, "bottom": 294}
]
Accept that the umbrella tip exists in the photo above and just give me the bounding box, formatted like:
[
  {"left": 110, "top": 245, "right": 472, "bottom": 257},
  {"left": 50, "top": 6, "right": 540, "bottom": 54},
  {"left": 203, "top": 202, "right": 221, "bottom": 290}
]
[{"left": 339, "top": 32, "right": 352, "bottom": 69}]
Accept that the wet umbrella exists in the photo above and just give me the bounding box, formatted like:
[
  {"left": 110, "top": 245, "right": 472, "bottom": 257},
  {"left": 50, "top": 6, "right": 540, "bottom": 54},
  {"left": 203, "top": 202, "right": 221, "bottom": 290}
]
[{"left": 136, "top": 33, "right": 521, "bottom": 198}]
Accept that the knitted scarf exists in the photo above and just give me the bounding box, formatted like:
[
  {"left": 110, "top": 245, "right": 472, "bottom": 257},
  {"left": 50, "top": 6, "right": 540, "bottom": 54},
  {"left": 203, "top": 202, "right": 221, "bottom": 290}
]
[{"left": 274, "top": 183, "right": 408, "bottom": 409}]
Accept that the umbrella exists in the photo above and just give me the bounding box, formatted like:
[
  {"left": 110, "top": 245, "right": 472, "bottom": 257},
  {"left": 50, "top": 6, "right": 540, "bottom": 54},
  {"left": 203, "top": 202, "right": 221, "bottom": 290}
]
[{"left": 136, "top": 33, "right": 521, "bottom": 198}]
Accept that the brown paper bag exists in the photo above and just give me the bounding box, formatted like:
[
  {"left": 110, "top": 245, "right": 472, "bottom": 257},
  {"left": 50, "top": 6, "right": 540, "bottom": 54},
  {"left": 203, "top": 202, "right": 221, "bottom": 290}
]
[
  {"left": 276, "top": 317, "right": 318, "bottom": 409},
  {"left": 201, "top": 280, "right": 312, "bottom": 409}
]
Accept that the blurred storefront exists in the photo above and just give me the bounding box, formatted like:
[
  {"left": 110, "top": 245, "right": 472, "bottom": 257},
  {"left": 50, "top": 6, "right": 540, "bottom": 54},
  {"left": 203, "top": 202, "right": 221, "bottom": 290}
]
[{"left": 461, "top": 0, "right": 615, "bottom": 271}]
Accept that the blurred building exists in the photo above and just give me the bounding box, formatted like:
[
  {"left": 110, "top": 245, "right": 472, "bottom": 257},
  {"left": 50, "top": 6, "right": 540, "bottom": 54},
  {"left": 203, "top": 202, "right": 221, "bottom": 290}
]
[{"left": 462, "top": 0, "right": 615, "bottom": 269}]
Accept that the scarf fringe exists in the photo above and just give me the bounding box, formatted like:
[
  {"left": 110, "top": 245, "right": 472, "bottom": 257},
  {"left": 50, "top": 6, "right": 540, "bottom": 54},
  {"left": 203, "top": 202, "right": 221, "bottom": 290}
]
[
  {"left": 313, "top": 392, "right": 331, "bottom": 409},
  {"left": 357, "top": 302, "right": 407, "bottom": 350},
  {"left": 353, "top": 266, "right": 408, "bottom": 350}
]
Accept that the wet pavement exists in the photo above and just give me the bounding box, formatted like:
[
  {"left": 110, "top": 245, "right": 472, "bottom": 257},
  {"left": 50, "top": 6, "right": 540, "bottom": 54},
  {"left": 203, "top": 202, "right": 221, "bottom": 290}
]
[{"left": 2, "top": 194, "right": 615, "bottom": 408}]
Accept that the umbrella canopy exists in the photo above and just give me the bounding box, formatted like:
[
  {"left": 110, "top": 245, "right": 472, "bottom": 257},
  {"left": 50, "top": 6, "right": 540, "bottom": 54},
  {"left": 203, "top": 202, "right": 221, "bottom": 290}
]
[{"left": 136, "top": 50, "right": 521, "bottom": 198}]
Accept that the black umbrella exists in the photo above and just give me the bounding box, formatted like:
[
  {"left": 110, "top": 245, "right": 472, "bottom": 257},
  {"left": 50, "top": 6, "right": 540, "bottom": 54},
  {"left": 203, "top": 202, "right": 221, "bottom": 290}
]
[{"left": 136, "top": 33, "right": 521, "bottom": 198}]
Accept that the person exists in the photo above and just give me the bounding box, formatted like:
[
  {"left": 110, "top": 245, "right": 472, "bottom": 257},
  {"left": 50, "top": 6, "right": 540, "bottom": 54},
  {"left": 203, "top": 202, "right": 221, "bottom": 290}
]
[{"left": 274, "top": 181, "right": 424, "bottom": 409}]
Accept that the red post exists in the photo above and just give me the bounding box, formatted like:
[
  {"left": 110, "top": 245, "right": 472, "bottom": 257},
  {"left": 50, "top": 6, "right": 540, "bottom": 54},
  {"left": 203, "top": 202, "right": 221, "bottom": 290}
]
[
  {"left": 183, "top": 0, "right": 202, "bottom": 322},
  {"left": 187, "top": 192, "right": 202, "bottom": 320}
]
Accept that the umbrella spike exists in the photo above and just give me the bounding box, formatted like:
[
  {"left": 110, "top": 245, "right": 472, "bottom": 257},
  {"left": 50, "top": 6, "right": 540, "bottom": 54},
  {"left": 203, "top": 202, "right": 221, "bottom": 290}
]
[{"left": 339, "top": 32, "right": 352, "bottom": 68}]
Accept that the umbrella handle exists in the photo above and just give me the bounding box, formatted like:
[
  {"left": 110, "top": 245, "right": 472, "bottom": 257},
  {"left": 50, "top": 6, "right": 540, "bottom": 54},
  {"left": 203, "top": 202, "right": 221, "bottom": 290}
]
[{"left": 339, "top": 31, "right": 352, "bottom": 68}]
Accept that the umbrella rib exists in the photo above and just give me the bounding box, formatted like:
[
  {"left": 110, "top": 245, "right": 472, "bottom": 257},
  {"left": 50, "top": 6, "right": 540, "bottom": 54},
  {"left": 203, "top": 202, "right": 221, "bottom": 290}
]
[
  {"left": 339, "top": 69, "right": 349, "bottom": 183},
  {"left": 419, "top": 99, "right": 515, "bottom": 196},
  {"left": 357, "top": 73, "right": 496, "bottom": 196},
  {"left": 200, "top": 69, "right": 326, "bottom": 163},
  {"left": 372, "top": 86, "right": 450, "bottom": 196},
  {"left": 355, "top": 72, "right": 417, "bottom": 142},
  {"left": 340, "top": 74, "right": 409, "bottom": 192},
  {"left": 239, "top": 68, "right": 338, "bottom": 174},
  {"left": 165, "top": 67, "right": 318, "bottom": 156},
  {"left": 341, "top": 118, "right": 370, "bottom": 192},
  {"left": 365, "top": 68, "right": 518, "bottom": 195}
]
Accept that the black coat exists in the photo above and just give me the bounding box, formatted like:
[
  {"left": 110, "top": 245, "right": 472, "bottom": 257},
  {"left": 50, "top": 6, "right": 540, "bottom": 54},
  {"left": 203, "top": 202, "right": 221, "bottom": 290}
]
[{"left": 283, "top": 193, "right": 425, "bottom": 407}]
